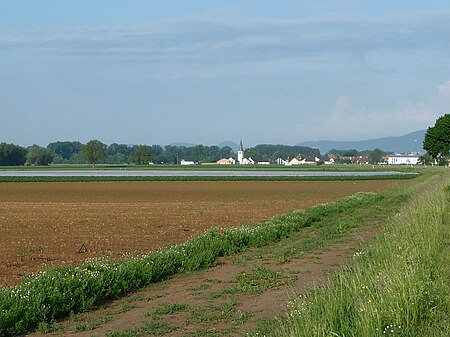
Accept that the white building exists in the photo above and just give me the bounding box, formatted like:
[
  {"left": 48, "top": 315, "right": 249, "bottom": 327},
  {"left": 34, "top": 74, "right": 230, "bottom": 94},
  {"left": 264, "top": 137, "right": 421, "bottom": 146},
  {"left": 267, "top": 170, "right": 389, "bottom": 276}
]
[
  {"left": 300, "top": 156, "right": 320, "bottom": 164},
  {"left": 241, "top": 157, "right": 255, "bottom": 165},
  {"left": 180, "top": 159, "right": 195, "bottom": 165},
  {"left": 387, "top": 154, "right": 420, "bottom": 165},
  {"left": 276, "top": 158, "right": 288, "bottom": 165}
]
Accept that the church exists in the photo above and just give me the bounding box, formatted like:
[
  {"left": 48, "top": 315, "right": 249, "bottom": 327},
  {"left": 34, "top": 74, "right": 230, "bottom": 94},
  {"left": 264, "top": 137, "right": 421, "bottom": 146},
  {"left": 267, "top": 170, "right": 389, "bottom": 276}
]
[
  {"left": 237, "top": 140, "right": 254, "bottom": 165},
  {"left": 216, "top": 140, "right": 254, "bottom": 165}
]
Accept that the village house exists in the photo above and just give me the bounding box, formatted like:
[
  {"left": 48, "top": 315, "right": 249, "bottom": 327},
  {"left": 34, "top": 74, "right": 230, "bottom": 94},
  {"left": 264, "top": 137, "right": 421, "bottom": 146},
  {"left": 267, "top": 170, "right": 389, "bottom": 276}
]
[
  {"left": 289, "top": 157, "right": 302, "bottom": 165},
  {"left": 216, "top": 157, "right": 236, "bottom": 165},
  {"left": 354, "top": 156, "right": 369, "bottom": 165},
  {"left": 327, "top": 154, "right": 337, "bottom": 161},
  {"left": 241, "top": 157, "right": 255, "bottom": 165},
  {"left": 300, "top": 156, "right": 320, "bottom": 164}
]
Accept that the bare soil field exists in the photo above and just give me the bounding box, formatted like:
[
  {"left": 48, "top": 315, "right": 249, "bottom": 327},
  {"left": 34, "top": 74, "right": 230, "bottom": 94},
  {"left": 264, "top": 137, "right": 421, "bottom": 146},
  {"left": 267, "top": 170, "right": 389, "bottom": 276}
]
[{"left": 0, "top": 180, "right": 402, "bottom": 287}]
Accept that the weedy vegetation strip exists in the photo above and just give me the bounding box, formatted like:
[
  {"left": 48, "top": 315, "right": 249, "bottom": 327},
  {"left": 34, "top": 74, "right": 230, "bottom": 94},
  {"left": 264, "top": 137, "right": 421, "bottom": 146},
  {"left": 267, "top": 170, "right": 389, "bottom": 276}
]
[
  {"left": 253, "top": 175, "right": 450, "bottom": 337},
  {"left": 0, "top": 190, "right": 406, "bottom": 336}
]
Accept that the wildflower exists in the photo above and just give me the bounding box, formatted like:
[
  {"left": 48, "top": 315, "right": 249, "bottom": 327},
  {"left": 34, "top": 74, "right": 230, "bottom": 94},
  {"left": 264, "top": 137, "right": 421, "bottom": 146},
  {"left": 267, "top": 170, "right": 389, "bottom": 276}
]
[{"left": 352, "top": 250, "right": 364, "bottom": 258}]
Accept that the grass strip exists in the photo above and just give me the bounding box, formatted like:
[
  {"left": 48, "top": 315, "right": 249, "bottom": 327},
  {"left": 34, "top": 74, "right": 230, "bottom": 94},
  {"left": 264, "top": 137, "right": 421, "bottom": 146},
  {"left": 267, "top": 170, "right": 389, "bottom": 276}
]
[
  {"left": 253, "top": 175, "right": 450, "bottom": 336},
  {"left": 0, "top": 190, "right": 407, "bottom": 336}
]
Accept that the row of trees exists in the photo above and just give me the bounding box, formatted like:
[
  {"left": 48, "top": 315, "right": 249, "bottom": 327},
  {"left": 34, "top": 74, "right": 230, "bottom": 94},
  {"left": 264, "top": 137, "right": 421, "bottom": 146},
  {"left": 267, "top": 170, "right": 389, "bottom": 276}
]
[
  {"left": 58, "top": 141, "right": 237, "bottom": 166},
  {"left": 245, "top": 144, "right": 321, "bottom": 162},
  {"left": 0, "top": 141, "right": 236, "bottom": 167},
  {"left": 1, "top": 115, "right": 448, "bottom": 166}
]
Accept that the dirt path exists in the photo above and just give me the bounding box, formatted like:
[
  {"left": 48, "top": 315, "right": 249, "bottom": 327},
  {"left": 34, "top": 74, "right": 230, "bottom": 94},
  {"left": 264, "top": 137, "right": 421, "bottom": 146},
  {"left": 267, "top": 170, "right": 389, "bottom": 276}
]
[{"left": 26, "top": 220, "right": 381, "bottom": 337}]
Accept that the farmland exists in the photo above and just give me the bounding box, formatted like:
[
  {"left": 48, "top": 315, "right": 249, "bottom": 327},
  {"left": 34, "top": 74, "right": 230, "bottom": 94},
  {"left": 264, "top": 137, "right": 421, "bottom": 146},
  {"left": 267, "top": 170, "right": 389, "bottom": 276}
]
[{"left": 0, "top": 180, "right": 404, "bottom": 287}]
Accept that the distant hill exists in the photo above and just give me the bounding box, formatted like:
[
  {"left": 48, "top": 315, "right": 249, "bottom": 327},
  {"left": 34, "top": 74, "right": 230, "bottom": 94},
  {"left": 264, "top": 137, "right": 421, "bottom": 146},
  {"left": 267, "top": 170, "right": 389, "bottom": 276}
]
[
  {"left": 169, "top": 142, "right": 198, "bottom": 148},
  {"left": 297, "top": 130, "right": 426, "bottom": 154},
  {"left": 218, "top": 141, "right": 239, "bottom": 152}
]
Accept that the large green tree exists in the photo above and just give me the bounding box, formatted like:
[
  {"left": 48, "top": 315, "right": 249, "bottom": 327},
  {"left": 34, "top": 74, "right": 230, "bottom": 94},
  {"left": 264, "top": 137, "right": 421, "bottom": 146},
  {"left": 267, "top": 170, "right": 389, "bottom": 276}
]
[
  {"left": 26, "top": 145, "right": 54, "bottom": 166},
  {"left": 47, "top": 141, "right": 82, "bottom": 160},
  {"left": 423, "top": 114, "right": 450, "bottom": 159},
  {"left": 104, "top": 143, "right": 132, "bottom": 164},
  {"left": 245, "top": 148, "right": 263, "bottom": 162},
  {"left": 368, "top": 148, "right": 385, "bottom": 164},
  {"left": 219, "top": 146, "right": 234, "bottom": 159},
  {"left": 0, "top": 143, "right": 27, "bottom": 166},
  {"left": 130, "top": 145, "right": 152, "bottom": 165},
  {"left": 80, "top": 140, "right": 106, "bottom": 167}
]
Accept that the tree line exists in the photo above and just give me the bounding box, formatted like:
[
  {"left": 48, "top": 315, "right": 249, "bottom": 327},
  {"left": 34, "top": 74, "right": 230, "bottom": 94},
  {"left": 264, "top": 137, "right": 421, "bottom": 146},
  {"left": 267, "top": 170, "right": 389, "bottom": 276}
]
[
  {"left": 245, "top": 144, "right": 320, "bottom": 162},
  {"left": 0, "top": 140, "right": 237, "bottom": 166},
  {"left": 0, "top": 115, "right": 448, "bottom": 166}
]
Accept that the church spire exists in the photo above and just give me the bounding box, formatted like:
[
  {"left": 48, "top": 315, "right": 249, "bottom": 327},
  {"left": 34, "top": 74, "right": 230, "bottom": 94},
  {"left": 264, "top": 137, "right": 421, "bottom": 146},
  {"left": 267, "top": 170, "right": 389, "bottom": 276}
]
[{"left": 239, "top": 140, "right": 244, "bottom": 152}]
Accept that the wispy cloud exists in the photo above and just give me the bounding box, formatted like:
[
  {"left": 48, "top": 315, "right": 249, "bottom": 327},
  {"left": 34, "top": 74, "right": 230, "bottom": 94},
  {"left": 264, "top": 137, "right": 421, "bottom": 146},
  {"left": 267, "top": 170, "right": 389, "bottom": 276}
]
[
  {"left": 1, "top": 11, "right": 450, "bottom": 63},
  {"left": 321, "top": 84, "right": 449, "bottom": 140},
  {"left": 438, "top": 80, "right": 450, "bottom": 96}
]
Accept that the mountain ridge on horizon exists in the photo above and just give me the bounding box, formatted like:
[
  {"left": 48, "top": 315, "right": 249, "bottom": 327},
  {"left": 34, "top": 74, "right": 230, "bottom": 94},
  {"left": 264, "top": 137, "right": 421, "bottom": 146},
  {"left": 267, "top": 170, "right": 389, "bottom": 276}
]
[
  {"left": 168, "top": 130, "right": 426, "bottom": 154},
  {"left": 297, "top": 130, "right": 426, "bottom": 154}
]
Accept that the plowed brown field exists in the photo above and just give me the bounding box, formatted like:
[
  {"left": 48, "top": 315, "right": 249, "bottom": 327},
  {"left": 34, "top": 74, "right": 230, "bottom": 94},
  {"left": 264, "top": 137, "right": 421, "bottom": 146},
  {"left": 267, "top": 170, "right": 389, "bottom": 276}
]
[{"left": 0, "top": 180, "right": 403, "bottom": 286}]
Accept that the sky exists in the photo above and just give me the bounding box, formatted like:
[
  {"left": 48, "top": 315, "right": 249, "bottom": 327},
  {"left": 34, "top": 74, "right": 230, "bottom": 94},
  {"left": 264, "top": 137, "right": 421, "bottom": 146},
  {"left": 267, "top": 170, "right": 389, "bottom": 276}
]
[{"left": 1, "top": 1, "right": 450, "bottom": 147}]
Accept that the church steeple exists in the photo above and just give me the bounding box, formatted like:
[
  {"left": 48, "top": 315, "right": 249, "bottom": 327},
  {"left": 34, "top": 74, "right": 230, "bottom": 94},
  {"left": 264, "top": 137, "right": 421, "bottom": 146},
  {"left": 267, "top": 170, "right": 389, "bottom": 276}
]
[{"left": 237, "top": 140, "right": 244, "bottom": 164}]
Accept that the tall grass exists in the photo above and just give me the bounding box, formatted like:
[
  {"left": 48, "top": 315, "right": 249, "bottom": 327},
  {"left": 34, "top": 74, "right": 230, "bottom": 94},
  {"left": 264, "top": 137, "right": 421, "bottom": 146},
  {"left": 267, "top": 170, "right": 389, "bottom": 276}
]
[
  {"left": 0, "top": 189, "right": 405, "bottom": 336},
  {"left": 259, "top": 175, "right": 450, "bottom": 336}
]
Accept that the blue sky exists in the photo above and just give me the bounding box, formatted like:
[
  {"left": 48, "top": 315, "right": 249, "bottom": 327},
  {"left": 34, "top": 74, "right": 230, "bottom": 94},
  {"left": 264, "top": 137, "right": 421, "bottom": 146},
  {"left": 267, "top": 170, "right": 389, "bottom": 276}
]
[{"left": 1, "top": 1, "right": 450, "bottom": 147}]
